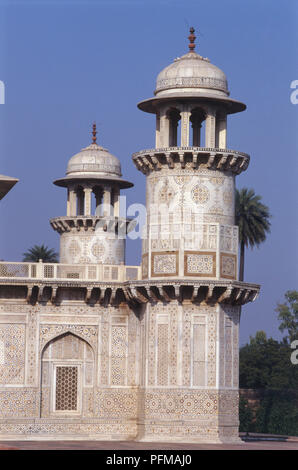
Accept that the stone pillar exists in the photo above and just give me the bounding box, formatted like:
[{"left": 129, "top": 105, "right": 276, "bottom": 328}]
[
  {"left": 69, "top": 188, "right": 77, "bottom": 216},
  {"left": 180, "top": 106, "right": 191, "bottom": 147},
  {"left": 205, "top": 106, "right": 216, "bottom": 148},
  {"left": 103, "top": 186, "right": 111, "bottom": 216},
  {"left": 84, "top": 187, "right": 92, "bottom": 216},
  {"left": 155, "top": 113, "right": 160, "bottom": 148},
  {"left": 159, "top": 107, "right": 170, "bottom": 148},
  {"left": 113, "top": 187, "right": 120, "bottom": 217},
  {"left": 66, "top": 188, "right": 70, "bottom": 216},
  {"left": 218, "top": 114, "right": 227, "bottom": 149}
]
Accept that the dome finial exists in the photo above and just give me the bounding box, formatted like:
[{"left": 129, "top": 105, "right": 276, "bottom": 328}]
[
  {"left": 188, "top": 26, "right": 196, "bottom": 52},
  {"left": 92, "top": 122, "right": 97, "bottom": 144}
]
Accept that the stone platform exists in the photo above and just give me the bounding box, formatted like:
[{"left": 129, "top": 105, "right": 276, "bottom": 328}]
[{"left": 0, "top": 438, "right": 297, "bottom": 450}]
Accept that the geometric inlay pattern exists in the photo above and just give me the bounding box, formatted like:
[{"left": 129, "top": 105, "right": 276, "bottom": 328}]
[
  {"left": 91, "top": 242, "right": 105, "bottom": 259},
  {"left": 55, "top": 366, "right": 78, "bottom": 411},
  {"left": 0, "top": 324, "right": 25, "bottom": 384},
  {"left": 157, "top": 323, "right": 168, "bottom": 386},
  {"left": 111, "top": 326, "right": 127, "bottom": 386},
  {"left": 68, "top": 239, "right": 81, "bottom": 258},
  {"left": 152, "top": 252, "right": 178, "bottom": 276},
  {"left": 191, "top": 184, "right": 209, "bottom": 204},
  {"left": 184, "top": 251, "right": 216, "bottom": 277},
  {"left": 0, "top": 340, "right": 4, "bottom": 365},
  {"left": 187, "top": 254, "right": 213, "bottom": 273}
]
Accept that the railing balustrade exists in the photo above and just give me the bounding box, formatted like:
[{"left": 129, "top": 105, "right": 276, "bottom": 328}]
[{"left": 0, "top": 261, "right": 141, "bottom": 282}]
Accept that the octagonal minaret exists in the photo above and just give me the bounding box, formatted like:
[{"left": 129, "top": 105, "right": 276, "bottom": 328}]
[
  {"left": 134, "top": 28, "right": 249, "bottom": 282},
  {"left": 132, "top": 29, "right": 259, "bottom": 444},
  {"left": 50, "top": 124, "right": 133, "bottom": 265}
]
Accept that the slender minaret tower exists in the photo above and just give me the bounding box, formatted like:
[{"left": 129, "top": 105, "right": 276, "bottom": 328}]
[
  {"left": 132, "top": 29, "right": 259, "bottom": 443},
  {"left": 50, "top": 124, "right": 133, "bottom": 266}
]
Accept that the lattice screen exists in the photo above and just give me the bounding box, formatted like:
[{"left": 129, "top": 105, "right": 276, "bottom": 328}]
[{"left": 55, "top": 366, "right": 78, "bottom": 411}]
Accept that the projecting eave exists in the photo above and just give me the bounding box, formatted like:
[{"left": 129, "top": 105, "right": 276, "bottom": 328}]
[
  {"left": 0, "top": 174, "right": 19, "bottom": 200},
  {"left": 137, "top": 92, "right": 246, "bottom": 115},
  {"left": 53, "top": 174, "right": 134, "bottom": 189}
]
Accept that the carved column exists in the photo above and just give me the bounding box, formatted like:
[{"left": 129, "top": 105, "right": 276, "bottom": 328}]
[
  {"left": 84, "top": 187, "right": 92, "bottom": 216},
  {"left": 205, "top": 106, "right": 216, "bottom": 148},
  {"left": 66, "top": 188, "right": 70, "bottom": 216},
  {"left": 113, "top": 187, "right": 120, "bottom": 217},
  {"left": 69, "top": 187, "right": 77, "bottom": 216},
  {"left": 155, "top": 113, "right": 160, "bottom": 148},
  {"left": 218, "top": 113, "right": 227, "bottom": 149},
  {"left": 159, "top": 107, "right": 170, "bottom": 148},
  {"left": 180, "top": 106, "right": 191, "bottom": 147},
  {"left": 103, "top": 186, "right": 111, "bottom": 216}
]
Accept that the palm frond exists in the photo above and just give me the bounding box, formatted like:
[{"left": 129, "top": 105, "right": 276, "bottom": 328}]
[{"left": 22, "top": 244, "right": 59, "bottom": 263}]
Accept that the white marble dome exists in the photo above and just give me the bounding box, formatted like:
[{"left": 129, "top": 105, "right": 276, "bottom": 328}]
[
  {"left": 66, "top": 143, "right": 122, "bottom": 178},
  {"left": 155, "top": 51, "right": 229, "bottom": 97}
]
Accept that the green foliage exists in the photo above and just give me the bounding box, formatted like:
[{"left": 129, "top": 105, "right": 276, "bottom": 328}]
[
  {"left": 235, "top": 188, "right": 271, "bottom": 249},
  {"left": 239, "top": 329, "right": 298, "bottom": 436},
  {"left": 254, "top": 391, "right": 298, "bottom": 436},
  {"left": 235, "top": 187, "right": 271, "bottom": 281},
  {"left": 239, "top": 397, "right": 254, "bottom": 432},
  {"left": 239, "top": 331, "right": 298, "bottom": 390},
  {"left": 276, "top": 290, "right": 298, "bottom": 344},
  {"left": 22, "top": 244, "right": 59, "bottom": 263}
]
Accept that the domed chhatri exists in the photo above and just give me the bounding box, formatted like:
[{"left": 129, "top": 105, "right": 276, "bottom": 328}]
[
  {"left": 155, "top": 28, "right": 229, "bottom": 96},
  {"left": 66, "top": 143, "right": 122, "bottom": 178},
  {"left": 55, "top": 123, "right": 132, "bottom": 188},
  {"left": 155, "top": 26, "right": 227, "bottom": 97},
  {"left": 50, "top": 124, "right": 133, "bottom": 265},
  {"left": 135, "top": 28, "right": 248, "bottom": 151},
  {"left": 138, "top": 27, "right": 245, "bottom": 115},
  {"left": 155, "top": 52, "right": 228, "bottom": 97}
]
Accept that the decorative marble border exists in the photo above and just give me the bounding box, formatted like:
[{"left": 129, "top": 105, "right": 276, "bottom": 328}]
[
  {"left": 142, "top": 254, "right": 149, "bottom": 279},
  {"left": 220, "top": 253, "right": 237, "bottom": 280},
  {"left": 155, "top": 76, "right": 228, "bottom": 94},
  {"left": 151, "top": 251, "right": 179, "bottom": 277}
]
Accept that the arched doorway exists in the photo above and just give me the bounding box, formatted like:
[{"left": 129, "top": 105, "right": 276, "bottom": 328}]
[{"left": 40, "top": 332, "right": 94, "bottom": 417}]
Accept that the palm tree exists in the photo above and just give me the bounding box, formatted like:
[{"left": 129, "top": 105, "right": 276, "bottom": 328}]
[
  {"left": 22, "top": 244, "right": 59, "bottom": 263},
  {"left": 235, "top": 188, "right": 271, "bottom": 281}
]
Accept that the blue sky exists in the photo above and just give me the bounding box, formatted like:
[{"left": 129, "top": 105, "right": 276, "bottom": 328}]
[{"left": 0, "top": 0, "right": 297, "bottom": 345}]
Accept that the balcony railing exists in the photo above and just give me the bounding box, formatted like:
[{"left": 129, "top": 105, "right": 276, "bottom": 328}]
[{"left": 0, "top": 261, "right": 141, "bottom": 282}]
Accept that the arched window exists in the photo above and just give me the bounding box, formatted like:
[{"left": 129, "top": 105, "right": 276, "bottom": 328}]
[{"left": 41, "top": 332, "right": 94, "bottom": 416}]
